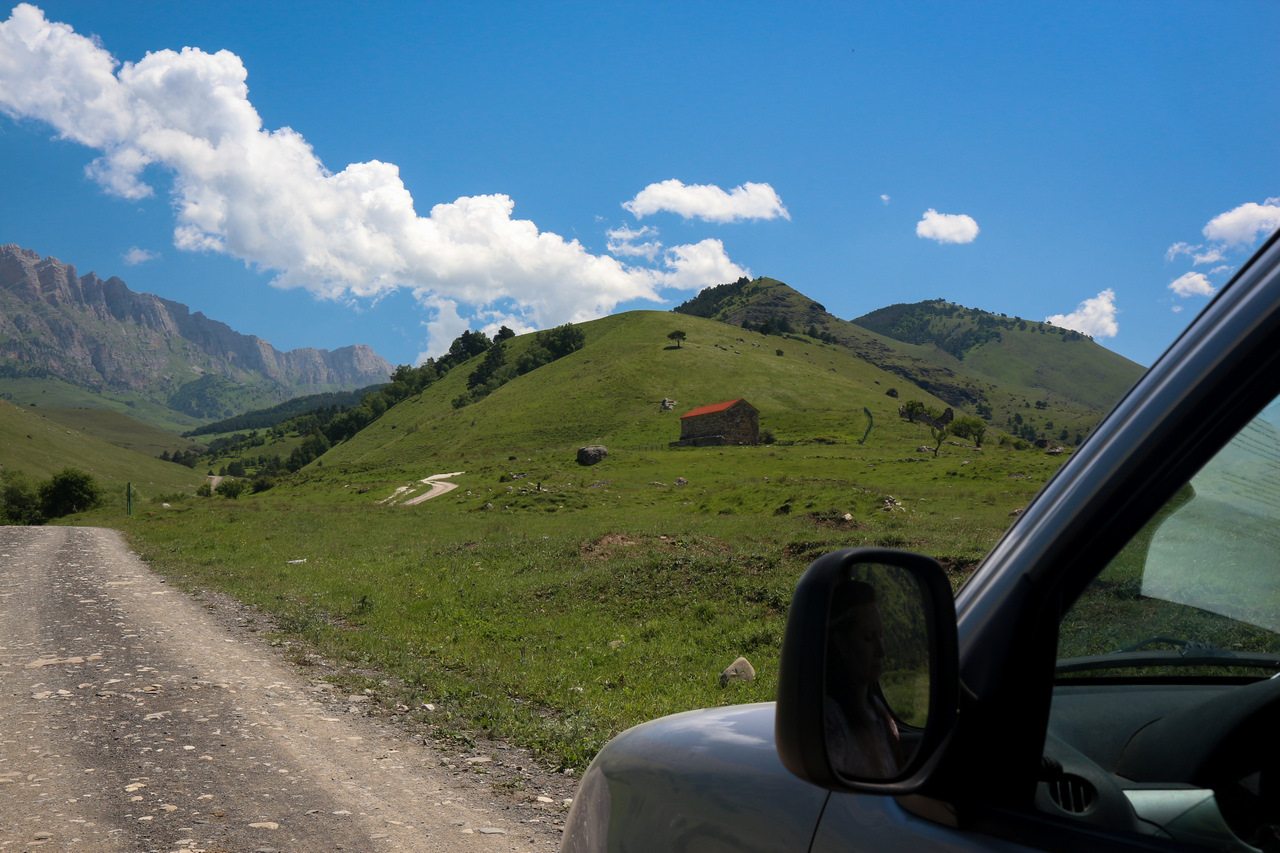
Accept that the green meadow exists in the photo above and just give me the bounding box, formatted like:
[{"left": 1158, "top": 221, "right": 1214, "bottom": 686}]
[{"left": 89, "top": 437, "right": 1065, "bottom": 770}]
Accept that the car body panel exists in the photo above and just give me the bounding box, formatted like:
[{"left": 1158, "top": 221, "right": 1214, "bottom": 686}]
[{"left": 561, "top": 703, "right": 828, "bottom": 852}]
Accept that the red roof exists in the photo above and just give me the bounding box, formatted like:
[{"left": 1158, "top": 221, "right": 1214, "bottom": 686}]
[{"left": 680, "top": 398, "right": 746, "bottom": 419}]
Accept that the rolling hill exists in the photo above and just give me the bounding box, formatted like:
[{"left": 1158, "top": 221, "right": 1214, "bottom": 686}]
[
  {"left": 673, "top": 277, "right": 1146, "bottom": 439},
  {"left": 321, "top": 310, "right": 987, "bottom": 470},
  {"left": 0, "top": 399, "right": 205, "bottom": 503}
]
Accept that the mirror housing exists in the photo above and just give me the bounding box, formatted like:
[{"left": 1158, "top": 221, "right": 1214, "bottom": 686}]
[{"left": 776, "top": 548, "right": 959, "bottom": 794}]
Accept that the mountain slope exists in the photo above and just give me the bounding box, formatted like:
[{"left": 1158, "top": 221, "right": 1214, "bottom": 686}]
[
  {"left": 0, "top": 244, "right": 392, "bottom": 425},
  {"left": 0, "top": 400, "right": 202, "bottom": 495},
  {"left": 674, "top": 277, "right": 1145, "bottom": 433},
  {"left": 852, "top": 299, "right": 1145, "bottom": 413},
  {"left": 321, "top": 310, "right": 965, "bottom": 469}
]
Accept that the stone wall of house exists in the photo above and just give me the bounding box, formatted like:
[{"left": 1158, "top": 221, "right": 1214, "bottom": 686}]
[{"left": 676, "top": 402, "right": 759, "bottom": 446}]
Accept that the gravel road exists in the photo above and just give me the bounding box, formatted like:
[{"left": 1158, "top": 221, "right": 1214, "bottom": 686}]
[{"left": 0, "top": 526, "right": 572, "bottom": 852}]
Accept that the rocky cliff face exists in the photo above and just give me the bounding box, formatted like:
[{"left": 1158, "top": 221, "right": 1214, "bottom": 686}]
[{"left": 0, "top": 244, "right": 392, "bottom": 417}]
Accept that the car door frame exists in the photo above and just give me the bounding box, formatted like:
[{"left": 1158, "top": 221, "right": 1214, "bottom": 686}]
[{"left": 920, "top": 231, "right": 1280, "bottom": 844}]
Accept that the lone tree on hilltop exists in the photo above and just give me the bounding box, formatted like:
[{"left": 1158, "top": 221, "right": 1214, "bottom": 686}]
[{"left": 667, "top": 330, "right": 687, "bottom": 348}]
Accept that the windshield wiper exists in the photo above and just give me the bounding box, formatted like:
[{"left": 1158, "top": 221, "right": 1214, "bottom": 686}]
[{"left": 1056, "top": 636, "right": 1280, "bottom": 674}]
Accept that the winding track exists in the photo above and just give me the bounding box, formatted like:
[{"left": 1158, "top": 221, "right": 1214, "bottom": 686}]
[{"left": 0, "top": 526, "right": 562, "bottom": 852}]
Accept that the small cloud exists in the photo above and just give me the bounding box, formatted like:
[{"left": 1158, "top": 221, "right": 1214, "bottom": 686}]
[
  {"left": 122, "top": 246, "right": 159, "bottom": 265},
  {"left": 1172, "top": 305, "right": 1184, "bottom": 313},
  {"left": 1165, "top": 241, "right": 1197, "bottom": 262},
  {"left": 1210, "top": 265, "right": 1232, "bottom": 275},
  {"left": 622, "top": 179, "right": 790, "bottom": 223},
  {"left": 658, "top": 239, "right": 749, "bottom": 291},
  {"left": 1202, "top": 200, "right": 1280, "bottom": 246},
  {"left": 915, "top": 209, "right": 979, "bottom": 244},
  {"left": 1045, "top": 289, "right": 1118, "bottom": 338},
  {"left": 606, "top": 224, "right": 663, "bottom": 261},
  {"left": 1192, "top": 247, "right": 1225, "bottom": 265},
  {"left": 880, "top": 194, "right": 891, "bottom": 205},
  {"left": 1168, "top": 271, "right": 1216, "bottom": 298}
]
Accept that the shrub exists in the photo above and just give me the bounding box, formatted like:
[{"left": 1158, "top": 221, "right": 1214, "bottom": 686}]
[
  {"left": 1, "top": 470, "right": 44, "bottom": 524},
  {"left": 216, "top": 479, "right": 251, "bottom": 499},
  {"left": 39, "top": 468, "right": 102, "bottom": 518},
  {"left": 196, "top": 482, "right": 213, "bottom": 497}
]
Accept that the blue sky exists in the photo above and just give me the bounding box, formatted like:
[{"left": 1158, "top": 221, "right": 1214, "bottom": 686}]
[{"left": 1, "top": 2, "right": 1277, "bottom": 370}]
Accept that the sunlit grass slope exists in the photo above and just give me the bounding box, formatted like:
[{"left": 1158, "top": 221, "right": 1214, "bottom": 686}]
[
  {"left": 37, "top": 406, "right": 199, "bottom": 458},
  {"left": 0, "top": 376, "right": 204, "bottom": 433},
  {"left": 0, "top": 399, "right": 202, "bottom": 504},
  {"left": 324, "top": 310, "right": 954, "bottom": 469}
]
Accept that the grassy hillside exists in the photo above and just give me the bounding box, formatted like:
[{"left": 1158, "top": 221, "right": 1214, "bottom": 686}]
[
  {"left": 36, "top": 407, "right": 201, "bottom": 458},
  {"left": 0, "top": 376, "right": 204, "bottom": 433},
  {"left": 674, "top": 279, "right": 1145, "bottom": 443},
  {"left": 0, "top": 400, "right": 206, "bottom": 507},
  {"left": 853, "top": 299, "right": 1145, "bottom": 412},
  {"left": 322, "top": 310, "right": 952, "bottom": 469}
]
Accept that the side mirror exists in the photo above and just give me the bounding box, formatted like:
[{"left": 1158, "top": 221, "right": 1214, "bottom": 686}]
[{"left": 776, "top": 548, "right": 958, "bottom": 793}]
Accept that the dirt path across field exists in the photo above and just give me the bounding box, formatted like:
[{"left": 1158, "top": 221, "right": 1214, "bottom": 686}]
[
  {"left": 0, "top": 526, "right": 569, "bottom": 852},
  {"left": 380, "top": 472, "right": 465, "bottom": 507}
]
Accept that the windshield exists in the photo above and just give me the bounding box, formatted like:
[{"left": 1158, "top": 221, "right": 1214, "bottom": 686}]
[{"left": 1057, "top": 398, "right": 1280, "bottom": 677}]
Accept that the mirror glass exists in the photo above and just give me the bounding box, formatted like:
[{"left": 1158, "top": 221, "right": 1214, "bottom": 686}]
[{"left": 823, "top": 563, "right": 931, "bottom": 781}]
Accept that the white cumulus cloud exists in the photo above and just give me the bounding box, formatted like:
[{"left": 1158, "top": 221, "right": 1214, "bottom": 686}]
[
  {"left": 880, "top": 194, "right": 891, "bottom": 205},
  {"left": 915, "top": 209, "right": 979, "bottom": 244},
  {"left": 622, "top": 179, "right": 790, "bottom": 223},
  {"left": 0, "top": 4, "right": 749, "bottom": 358},
  {"left": 122, "top": 246, "right": 158, "bottom": 265},
  {"left": 1168, "top": 272, "right": 1216, "bottom": 298},
  {"left": 1045, "top": 290, "right": 1118, "bottom": 339},
  {"left": 1202, "top": 200, "right": 1280, "bottom": 246}
]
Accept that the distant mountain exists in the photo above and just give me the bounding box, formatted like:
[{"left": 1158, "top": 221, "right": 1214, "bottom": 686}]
[
  {"left": 673, "top": 277, "right": 1145, "bottom": 430},
  {"left": 0, "top": 245, "right": 392, "bottom": 424},
  {"left": 851, "top": 299, "right": 1145, "bottom": 414}
]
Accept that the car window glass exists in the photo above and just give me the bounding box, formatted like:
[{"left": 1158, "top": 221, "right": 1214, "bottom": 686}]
[{"left": 1058, "top": 396, "right": 1280, "bottom": 677}]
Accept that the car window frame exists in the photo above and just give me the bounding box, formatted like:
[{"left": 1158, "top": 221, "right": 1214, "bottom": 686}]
[{"left": 932, "top": 232, "right": 1280, "bottom": 828}]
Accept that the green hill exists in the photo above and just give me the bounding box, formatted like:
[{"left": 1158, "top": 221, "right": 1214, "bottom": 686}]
[
  {"left": 0, "top": 400, "right": 206, "bottom": 506},
  {"left": 673, "top": 278, "right": 1145, "bottom": 441},
  {"left": 320, "top": 310, "right": 952, "bottom": 469},
  {"left": 852, "top": 299, "right": 1145, "bottom": 413}
]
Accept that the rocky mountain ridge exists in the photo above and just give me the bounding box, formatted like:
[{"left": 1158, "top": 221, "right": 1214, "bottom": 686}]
[{"left": 0, "top": 244, "right": 391, "bottom": 420}]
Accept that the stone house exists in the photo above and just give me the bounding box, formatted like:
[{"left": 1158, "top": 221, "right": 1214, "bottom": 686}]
[{"left": 671, "top": 398, "right": 760, "bottom": 447}]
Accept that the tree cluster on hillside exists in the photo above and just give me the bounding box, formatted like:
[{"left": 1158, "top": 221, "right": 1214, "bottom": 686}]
[
  {"left": 671, "top": 276, "right": 753, "bottom": 318},
  {"left": 0, "top": 467, "right": 102, "bottom": 525},
  {"left": 158, "top": 323, "right": 588, "bottom": 482},
  {"left": 453, "top": 323, "right": 586, "bottom": 409}
]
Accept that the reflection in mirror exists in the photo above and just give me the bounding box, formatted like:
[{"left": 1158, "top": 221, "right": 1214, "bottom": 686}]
[{"left": 824, "top": 564, "right": 931, "bottom": 781}]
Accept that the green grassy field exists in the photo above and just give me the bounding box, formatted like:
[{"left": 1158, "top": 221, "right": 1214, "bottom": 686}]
[
  {"left": 87, "top": 435, "right": 1065, "bottom": 770},
  {"left": 0, "top": 376, "right": 205, "bottom": 433},
  {"left": 0, "top": 399, "right": 203, "bottom": 503}
]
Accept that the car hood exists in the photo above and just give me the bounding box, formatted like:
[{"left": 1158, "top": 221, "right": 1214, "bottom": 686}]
[{"left": 562, "top": 702, "right": 829, "bottom": 852}]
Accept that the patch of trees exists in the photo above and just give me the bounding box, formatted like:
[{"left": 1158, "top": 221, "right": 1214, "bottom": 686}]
[
  {"left": 160, "top": 448, "right": 201, "bottom": 468},
  {"left": 899, "top": 401, "right": 986, "bottom": 456},
  {"left": 453, "top": 323, "right": 586, "bottom": 409},
  {"left": 0, "top": 468, "right": 102, "bottom": 525},
  {"left": 853, "top": 299, "right": 1088, "bottom": 359},
  {"left": 671, "top": 276, "right": 754, "bottom": 318}
]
